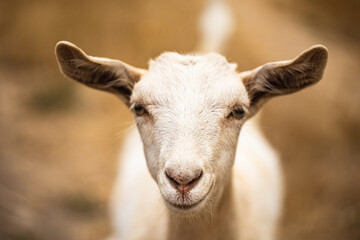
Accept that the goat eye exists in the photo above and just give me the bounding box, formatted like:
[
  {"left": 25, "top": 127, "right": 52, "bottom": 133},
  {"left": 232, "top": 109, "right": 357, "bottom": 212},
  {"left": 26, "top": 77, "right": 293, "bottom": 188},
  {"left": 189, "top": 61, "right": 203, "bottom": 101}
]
[
  {"left": 134, "top": 104, "right": 147, "bottom": 116},
  {"left": 228, "top": 107, "right": 245, "bottom": 120}
]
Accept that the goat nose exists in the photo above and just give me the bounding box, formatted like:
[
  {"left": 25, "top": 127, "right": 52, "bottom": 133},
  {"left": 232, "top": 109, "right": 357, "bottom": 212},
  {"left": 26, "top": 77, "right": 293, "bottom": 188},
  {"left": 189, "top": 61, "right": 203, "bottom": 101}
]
[{"left": 165, "top": 168, "right": 203, "bottom": 194}]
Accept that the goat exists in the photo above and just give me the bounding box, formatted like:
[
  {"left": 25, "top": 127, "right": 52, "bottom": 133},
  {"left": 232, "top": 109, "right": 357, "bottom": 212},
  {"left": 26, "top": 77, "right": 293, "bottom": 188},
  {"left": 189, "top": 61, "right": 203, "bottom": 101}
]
[{"left": 55, "top": 3, "right": 327, "bottom": 240}]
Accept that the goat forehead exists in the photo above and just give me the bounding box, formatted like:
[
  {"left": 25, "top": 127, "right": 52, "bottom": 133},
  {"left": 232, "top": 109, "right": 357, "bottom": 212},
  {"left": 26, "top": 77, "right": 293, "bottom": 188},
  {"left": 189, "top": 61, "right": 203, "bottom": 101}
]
[{"left": 132, "top": 52, "right": 249, "bottom": 106}]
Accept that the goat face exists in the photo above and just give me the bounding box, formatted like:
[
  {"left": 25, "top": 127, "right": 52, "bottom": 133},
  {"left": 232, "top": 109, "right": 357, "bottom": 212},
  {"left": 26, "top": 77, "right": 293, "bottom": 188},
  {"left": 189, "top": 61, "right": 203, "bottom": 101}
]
[
  {"left": 131, "top": 53, "right": 249, "bottom": 212},
  {"left": 55, "top": 41, "right": 328, "bottom": 214}
]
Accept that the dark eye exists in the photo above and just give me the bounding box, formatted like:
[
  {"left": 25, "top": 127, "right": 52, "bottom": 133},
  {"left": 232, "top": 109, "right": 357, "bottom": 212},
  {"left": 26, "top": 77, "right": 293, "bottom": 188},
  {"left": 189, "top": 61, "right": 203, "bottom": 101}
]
[
  {"left": 134, "top": 104, "right": 148, "bottom": 116},
  {"left": 228, "top": 107, "right": 245, "bottom": 120}
]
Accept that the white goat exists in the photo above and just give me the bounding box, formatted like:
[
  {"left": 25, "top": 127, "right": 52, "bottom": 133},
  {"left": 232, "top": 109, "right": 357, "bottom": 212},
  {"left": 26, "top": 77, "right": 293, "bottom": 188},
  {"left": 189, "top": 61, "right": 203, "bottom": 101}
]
[{"left": 55, "top": 2, "right": 328, "bottom": 240}]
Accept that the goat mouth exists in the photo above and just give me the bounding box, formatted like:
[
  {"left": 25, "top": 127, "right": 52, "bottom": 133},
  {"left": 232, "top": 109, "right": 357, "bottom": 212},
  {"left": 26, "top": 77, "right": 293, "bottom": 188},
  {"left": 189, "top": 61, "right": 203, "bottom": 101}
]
[{"left": 164, "top": 183, "right": 213, "bottom": 211}]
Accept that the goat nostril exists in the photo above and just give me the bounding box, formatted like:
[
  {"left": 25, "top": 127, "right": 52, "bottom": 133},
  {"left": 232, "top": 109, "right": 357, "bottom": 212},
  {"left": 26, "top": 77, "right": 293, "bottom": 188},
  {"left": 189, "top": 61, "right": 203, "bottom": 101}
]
[
  {"left": 165, "top": 170, "right": 179, "bottom": 186},
  {"left": 188, "top": 170, "right": 203, "bottom": 186}
]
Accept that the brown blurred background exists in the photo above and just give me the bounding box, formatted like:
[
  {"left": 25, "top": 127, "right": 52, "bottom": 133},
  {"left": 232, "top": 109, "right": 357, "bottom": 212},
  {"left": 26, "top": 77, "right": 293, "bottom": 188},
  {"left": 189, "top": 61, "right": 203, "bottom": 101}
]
[{"left": 0, "top": 0, "right": 359, "bottom": 239}]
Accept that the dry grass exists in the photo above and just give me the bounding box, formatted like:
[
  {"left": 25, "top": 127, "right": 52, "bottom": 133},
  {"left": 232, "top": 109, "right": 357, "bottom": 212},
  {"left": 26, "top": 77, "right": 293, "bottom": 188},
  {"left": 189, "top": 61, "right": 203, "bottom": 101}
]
[{"left": 0, "top": 0, "right": 359, "bottom": 239}]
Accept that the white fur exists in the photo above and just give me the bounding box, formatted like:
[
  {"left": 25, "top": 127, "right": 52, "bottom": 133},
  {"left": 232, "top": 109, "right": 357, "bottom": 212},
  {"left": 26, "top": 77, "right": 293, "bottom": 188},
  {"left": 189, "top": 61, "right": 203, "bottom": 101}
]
[
  {"left": 107, "top": 51, "right": 283, "bottom": 240},
  {"left": 108, "top": 1, "right": 281, "bottom": 239}
]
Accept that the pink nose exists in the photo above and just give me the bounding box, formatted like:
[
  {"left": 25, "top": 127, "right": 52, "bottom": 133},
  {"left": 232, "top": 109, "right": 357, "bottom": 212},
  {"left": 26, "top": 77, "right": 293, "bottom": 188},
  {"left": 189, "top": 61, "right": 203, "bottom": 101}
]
[{"left": 165, "top": 167, "right": 203, "bottom": 194}]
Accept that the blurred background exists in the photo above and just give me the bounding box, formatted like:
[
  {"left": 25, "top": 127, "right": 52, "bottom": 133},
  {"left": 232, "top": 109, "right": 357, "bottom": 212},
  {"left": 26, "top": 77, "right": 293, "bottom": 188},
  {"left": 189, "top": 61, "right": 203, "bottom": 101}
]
[{"left": 0, "top": 0, "right": 359, "bottom": 239}]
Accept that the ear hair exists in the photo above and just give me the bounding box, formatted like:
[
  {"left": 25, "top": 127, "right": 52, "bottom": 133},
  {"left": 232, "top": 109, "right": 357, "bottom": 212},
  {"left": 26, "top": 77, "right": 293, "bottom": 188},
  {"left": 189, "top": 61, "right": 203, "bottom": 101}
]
[
  {"left": 242, "top": 45, "right": 328, "bottom": 114},
  {"left": 55, "top": 41, "right": 146, "bottom": 106}
]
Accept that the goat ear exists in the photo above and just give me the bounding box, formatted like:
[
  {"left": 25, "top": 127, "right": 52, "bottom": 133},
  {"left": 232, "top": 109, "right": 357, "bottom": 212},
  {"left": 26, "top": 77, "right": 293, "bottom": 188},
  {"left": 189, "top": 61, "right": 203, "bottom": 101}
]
[
  {"left": 241, "top": 45, "right": 328, "bottom": 114},
  {"left": 55, "top": 41, "right": 146, "bottom": 106}
]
